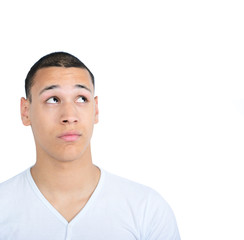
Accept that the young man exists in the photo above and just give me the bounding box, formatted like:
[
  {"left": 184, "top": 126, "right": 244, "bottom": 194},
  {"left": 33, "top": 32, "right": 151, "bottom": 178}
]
[{"left": 0, "top": 52, "right": 180, "bottom": 239}]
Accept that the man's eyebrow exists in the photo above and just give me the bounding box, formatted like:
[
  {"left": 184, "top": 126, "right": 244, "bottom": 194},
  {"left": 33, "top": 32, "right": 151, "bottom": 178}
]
[
  {"left": 39, "top": 85, "right": 59, "bottom": 95},
  {"left": 74, "top": 84, "right": 92, "bottom": 93},
  {"left": 39, "top": 84, "right": 92, "bottom": 95}
]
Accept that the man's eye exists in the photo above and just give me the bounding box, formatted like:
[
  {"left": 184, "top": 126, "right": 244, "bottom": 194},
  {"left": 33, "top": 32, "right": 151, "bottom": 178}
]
[
  {"left": 76, "top": 96, "right": 87, "bottom": 103},
  {"left": 46, "top": 97, "right": 59, "bottom": 104}
]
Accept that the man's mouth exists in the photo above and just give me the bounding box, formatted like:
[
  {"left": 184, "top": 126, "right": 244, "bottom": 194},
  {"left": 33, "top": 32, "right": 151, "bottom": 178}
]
[{"left": 58, "top": 131, "right": 82, "bottom": 142}]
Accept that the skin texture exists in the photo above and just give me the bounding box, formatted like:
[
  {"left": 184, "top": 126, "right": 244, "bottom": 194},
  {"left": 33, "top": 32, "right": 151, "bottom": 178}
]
[{"left": 20, "top": 67, "right": 100, "bottom": 222}]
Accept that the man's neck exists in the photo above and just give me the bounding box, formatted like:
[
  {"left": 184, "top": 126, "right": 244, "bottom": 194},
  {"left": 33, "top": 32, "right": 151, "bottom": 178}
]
[{"left": 30, "top": 150, "right": 100, "bottom": 200}]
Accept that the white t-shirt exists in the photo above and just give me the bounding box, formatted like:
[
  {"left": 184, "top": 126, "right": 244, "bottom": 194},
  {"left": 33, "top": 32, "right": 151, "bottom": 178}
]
[{"left": 0, "top": 167, "right": 180, "bottom": 240}]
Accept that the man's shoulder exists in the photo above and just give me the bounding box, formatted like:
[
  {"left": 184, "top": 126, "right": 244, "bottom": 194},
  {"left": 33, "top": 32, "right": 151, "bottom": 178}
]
[
  {"left": 101, "top": 169, "right": 180, "bottom": 239},
  {"left": 0, "top": 168, "right": 29, "bottom": 195},
  {"left": 103, "top": 169, "right": 152, "bottom": 192},
  {"left": 102, "top": 169, "right": 169, "bottom": 208}
]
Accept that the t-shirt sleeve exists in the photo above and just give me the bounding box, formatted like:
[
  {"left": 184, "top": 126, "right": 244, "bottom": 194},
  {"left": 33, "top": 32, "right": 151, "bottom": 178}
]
[{"left": 142, "top": 189, "right": 181, "bottom": 240}]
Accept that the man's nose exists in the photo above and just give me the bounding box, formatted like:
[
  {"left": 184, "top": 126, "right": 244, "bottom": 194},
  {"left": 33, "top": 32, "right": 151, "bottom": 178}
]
[{"left": 60, "top": 103, "right": 79, "bottom": 124}]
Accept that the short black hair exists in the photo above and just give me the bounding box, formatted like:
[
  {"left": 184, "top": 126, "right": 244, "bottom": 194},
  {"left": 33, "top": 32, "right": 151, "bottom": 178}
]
[{"left": 25, "top": 52, "right": 94, "bottom": 102}]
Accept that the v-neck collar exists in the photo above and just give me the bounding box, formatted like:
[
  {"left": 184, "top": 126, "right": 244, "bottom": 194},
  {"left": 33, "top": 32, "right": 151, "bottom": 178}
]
[{"left": 26, "top": 166, "right": 104, "bottom": 226}]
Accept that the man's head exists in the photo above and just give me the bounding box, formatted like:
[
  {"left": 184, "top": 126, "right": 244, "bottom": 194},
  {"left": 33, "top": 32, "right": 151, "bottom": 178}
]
[
  {"left": 21, "top": 52, "right": 98, "bottom": 163},
  {"left": 25, "top": 52, "right": 95, "bottom": 103}
]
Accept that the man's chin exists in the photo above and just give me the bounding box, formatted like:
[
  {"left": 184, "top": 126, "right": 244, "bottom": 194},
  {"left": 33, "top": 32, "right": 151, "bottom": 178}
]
[
  {"left": 54, "top": 154, "right": 84, "bottom": 163},
  {"left": 53, "top": 149, "right": 89, "bottom": 163}
]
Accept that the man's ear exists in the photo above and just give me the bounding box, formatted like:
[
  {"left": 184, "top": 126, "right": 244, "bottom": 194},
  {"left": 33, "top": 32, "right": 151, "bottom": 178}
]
[
  {"left": 20, "top": 97, "right": 31, "bottom": 126},
  {"left": 94, "top": 96, "right": 99, "bottom": 124}
]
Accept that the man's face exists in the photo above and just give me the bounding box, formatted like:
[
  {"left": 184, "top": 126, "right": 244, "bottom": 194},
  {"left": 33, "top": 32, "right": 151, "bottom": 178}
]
[{"left": 21, "top": 67, "right": 98, "bottom": 162}]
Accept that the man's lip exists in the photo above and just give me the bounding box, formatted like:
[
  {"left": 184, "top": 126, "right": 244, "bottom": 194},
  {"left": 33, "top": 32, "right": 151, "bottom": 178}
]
[
  {"left": 58, "top": 131, "right": 82, "bottom": 138},
  {"left": 58, "top": 131, "right": 82, "bottom": 141}
]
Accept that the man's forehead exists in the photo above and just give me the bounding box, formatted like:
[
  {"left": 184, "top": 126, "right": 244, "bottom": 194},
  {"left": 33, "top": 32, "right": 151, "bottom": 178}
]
[{"left": 32, "top": 67, "right": 93, "bottom": 90}]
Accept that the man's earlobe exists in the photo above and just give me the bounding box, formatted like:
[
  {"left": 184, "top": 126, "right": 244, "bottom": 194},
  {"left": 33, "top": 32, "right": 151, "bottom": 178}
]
[{"left": 20, "top": 97, "right": 31, "bottom": 126}]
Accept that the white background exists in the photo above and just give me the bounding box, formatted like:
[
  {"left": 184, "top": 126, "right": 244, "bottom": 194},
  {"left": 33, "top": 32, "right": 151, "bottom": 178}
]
[{"left": 0, "top": 0, "right": 244, "bottom": 239}]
